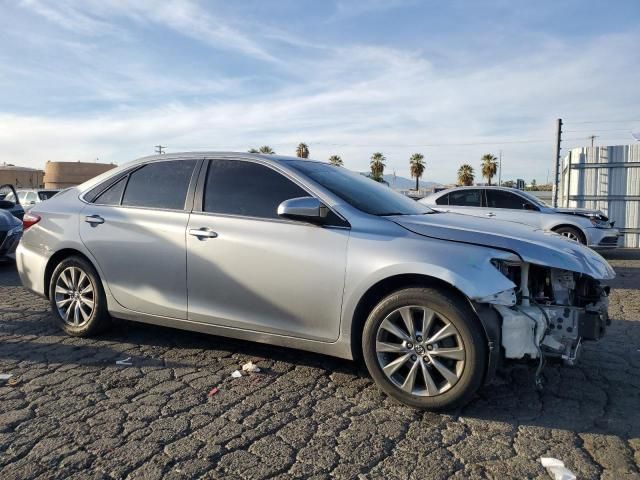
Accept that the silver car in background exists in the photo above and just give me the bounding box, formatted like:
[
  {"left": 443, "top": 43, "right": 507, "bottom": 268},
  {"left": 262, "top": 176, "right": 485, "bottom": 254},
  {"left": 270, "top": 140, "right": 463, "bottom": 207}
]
[
  {"left": 420, "top": 186, "right": 620, "bottom": 249},
  {"left": 16, "top": 153, "right": 614, "bottom": 409}
]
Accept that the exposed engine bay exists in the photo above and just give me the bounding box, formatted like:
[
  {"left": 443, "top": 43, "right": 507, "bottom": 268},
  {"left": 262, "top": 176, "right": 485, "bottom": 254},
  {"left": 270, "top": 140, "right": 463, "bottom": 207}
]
[{"left": 488, "top": 259, "right": 610, "bottom": 384}]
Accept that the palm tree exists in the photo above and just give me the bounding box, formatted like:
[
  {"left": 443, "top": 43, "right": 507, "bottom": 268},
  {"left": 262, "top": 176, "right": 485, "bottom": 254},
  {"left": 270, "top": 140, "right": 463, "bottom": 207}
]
[
  {"left": 328, "top": 155, "right": 343, "bottom": 167},
  {"left": 296, "top": 143, "right": 309, "bottom": 158},
  {"left": 370, "top": 152, "right": 386, "bottom": 182},
  {"left": 409, "top": 153, "right": 426, "bottom": 191},
  {"left": 481, "top": 153, "right": 498, "bottom": 186},
  {"left": 258, "top": 145, "right": 275, "bottom": 154},
  {"left": 457, "top": 164, "right": 475, "bottom": 186},
  {"left": 248, "top": 148, "right": 260, "bottom": 153}
]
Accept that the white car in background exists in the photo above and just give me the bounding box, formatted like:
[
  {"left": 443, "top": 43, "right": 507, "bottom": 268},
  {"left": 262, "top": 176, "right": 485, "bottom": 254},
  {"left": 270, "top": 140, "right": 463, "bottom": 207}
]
[
  {"left": 5, "top": 188, "right": 61, "bottom": 211},
  {"left": 420, "top": 186, "right": 620, "bottom": 249}
]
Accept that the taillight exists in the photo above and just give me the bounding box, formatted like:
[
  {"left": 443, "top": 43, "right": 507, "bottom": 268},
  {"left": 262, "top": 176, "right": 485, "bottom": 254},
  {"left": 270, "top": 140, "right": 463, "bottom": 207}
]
[{"left": 23, "top": 213, "right": 41, "bottom": 231}]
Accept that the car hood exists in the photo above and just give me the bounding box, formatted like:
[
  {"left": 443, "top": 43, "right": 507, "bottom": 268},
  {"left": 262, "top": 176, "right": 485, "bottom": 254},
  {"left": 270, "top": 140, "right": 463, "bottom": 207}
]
[
  {"left": 389, "top": 212, "right": 615, "bottom": 280},
  {"left": 553, "top": 207, "right": 603, "bottom": 216}
]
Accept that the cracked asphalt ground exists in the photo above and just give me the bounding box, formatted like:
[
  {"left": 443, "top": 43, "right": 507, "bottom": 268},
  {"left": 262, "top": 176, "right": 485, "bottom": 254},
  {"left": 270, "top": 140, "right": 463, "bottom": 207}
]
[{"left": 1, "top": 251, "right": 639, "bottom": 480}]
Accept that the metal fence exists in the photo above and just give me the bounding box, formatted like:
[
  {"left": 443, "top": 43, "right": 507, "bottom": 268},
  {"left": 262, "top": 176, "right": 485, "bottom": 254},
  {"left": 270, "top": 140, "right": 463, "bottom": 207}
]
[{"left": 559, "top": 144, "right": 640, "bottom": 248}]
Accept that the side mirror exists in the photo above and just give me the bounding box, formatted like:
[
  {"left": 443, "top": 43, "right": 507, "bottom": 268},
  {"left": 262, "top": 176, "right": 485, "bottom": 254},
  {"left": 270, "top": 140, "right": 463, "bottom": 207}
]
[
  {"left": 278, "top": 196, "right": 329, "bottom": 223},
  {"left": 29, "top": 200, "right": 37, "bottom": 205},
  {"left": 0, "top": 199, "right": 15, "bottom": 209},
  {"left": 523, "top": 203, "right": 536, "bottom": 211}
]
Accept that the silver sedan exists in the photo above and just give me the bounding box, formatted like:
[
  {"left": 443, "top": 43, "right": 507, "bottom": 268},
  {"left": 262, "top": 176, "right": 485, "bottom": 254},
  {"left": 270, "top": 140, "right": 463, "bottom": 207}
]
[
  {"left": 420, "top": 186, "right": 620, "bottom": 249},
  {"left": 16, "top": 153, "right": 614, "bottom": 409}
]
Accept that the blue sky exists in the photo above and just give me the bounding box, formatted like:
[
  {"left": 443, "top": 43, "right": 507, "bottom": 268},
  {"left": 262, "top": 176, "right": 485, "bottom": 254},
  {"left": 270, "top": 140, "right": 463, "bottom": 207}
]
[{"left": 1, "top": 0, "right": 639, "bottom": 183}]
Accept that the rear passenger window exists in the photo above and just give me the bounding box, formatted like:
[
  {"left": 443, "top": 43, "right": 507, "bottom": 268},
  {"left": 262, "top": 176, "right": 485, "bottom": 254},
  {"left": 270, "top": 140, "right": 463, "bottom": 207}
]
[
  {"left": 435, "top": 193, "right": 449, "bottom": 206},
  {"left": 203, "top": 160, "right": 307, "bottom": 219},
  {"left": 448, "top": 189, "right": 481, "bottom": 207},
  {"left": 94, "top": 177, "right": 127, "bottom": 205},
  {"left": 122, "top": 160, "right": 196, "bottom": 210}
]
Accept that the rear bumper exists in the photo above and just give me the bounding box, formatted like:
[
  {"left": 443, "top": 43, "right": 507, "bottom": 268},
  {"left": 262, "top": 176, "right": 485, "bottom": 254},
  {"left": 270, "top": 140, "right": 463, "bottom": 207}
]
[
  {"left": 15, "top": 242, "right": 49, "bottom": 298},
  {"left": 586, "top": 227, "right": 621, "bottom": 250}
]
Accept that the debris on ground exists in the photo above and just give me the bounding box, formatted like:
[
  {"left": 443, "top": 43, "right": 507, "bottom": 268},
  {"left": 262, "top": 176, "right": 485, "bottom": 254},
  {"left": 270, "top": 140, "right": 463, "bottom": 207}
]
[
  {"left": 7, "top": 377, "right": 19, "bottom": 386},
  {"left": 231, "top": 370, "right": 243, "bottom": 378},
  {"left": 540, "top": 457, "right": 576, "bottom": 480},
  {"left": 207, "top": 387, "right": 219, "bottom": 397},
  {"left": 115, "top": 357, "right": 132, "bottom": 366},
  {"left": 241, "top": 361, "right": 261, "bottom": 373},
  {"left": 0, "top": 373, "right": 13, "bottom": 382}
]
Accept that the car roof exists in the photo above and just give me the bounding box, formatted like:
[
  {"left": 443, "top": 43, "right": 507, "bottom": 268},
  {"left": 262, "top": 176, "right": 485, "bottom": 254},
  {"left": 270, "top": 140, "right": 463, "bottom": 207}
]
[{"left": 130, "top": 151, "right": 327, "bottom": 167}]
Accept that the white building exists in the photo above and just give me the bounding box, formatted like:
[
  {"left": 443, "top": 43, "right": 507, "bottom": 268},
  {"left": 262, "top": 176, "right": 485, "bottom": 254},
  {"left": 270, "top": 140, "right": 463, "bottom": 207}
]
[{"left": 558, "top": 144, "right": 640, "bottom": 247}]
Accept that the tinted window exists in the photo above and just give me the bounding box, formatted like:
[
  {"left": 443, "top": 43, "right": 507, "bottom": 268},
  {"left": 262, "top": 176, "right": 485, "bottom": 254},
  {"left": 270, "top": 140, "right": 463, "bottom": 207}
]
[
  {"left": 122, "top": 160, "right": 196, "bottom": 210},
  {"left": 486, "top": 190, "right": 530, "bottom": 209},
  {"left": 286, "top": 160, "right": 432, "bottom": 216},
  {"left": 448, "top": 189, "right": 481, "bottom": 207},
  {"left": 435, "top": 193, "right": 449, "bottom": 206},
  {"left": 94, "top": 177, "right": 127, "bottom": 205},
  {"left": 204, "top": 160, "right": 307, "bottom": 219},
  {"left": 38, "top": 191, "right": 58, "bottom": 201}
]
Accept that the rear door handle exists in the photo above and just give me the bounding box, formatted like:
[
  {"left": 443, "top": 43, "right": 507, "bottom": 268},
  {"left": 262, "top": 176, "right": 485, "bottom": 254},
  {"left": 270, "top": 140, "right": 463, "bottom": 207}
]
[
  {"left": 85, "top": 215, "right": 104, "bottom": 225},
  {"left": 189, "top": 228, "right": 218, "bottom": 239},
  {"left": 485, "top": 212, "right": 496, "bottom": 217}
]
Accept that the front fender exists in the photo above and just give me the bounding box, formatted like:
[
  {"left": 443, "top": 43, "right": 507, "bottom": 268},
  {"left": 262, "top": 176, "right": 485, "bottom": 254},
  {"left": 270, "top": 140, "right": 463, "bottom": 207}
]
[{"left": 339, "top": 234, "right": 517, "bottom": 344}]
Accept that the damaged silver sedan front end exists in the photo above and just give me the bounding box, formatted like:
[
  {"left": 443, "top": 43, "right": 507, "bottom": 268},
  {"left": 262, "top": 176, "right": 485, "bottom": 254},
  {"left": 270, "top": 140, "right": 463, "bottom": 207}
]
[
  {"left": 490, "top": 258, "right": 609, "bottom": 370},
  {"left": 391, "top": 211, "right": 614, "bottom": 391}
]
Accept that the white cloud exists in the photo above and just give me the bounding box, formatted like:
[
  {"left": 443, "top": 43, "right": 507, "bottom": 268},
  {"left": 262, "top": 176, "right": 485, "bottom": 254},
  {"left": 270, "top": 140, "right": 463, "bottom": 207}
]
[{"left": 2, "top": 3, "right": 639, "bottom": 183}]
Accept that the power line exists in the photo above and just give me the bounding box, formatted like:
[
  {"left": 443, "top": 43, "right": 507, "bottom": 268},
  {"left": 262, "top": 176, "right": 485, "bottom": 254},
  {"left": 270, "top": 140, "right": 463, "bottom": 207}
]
[
  {"left": 564, "top": 128, "right": 633, "bottom": 133},
  {"left": 564, "top": 119, "right": 640, "bottom": 125},
  {"left": 154, "top": 145, "right": 166, "bottom": 154}
]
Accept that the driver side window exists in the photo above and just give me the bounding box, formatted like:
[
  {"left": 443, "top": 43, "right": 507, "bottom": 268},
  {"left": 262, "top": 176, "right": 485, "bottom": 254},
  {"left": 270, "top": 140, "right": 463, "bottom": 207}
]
[{"left": 203, "top": 160, "right": 308, "bottom": 219}]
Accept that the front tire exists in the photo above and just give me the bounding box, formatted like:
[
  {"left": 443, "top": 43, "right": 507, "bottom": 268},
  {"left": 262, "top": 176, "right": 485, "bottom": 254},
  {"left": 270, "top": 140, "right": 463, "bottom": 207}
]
[
  {"left": 554, "top": 226, "right": 586, "bottom": 244},
  {"left": 49, "top": 256, "right": 111, "bottom": 336},
  {"left": 362, "top": 287, "right": 487, "bottom": 410}
]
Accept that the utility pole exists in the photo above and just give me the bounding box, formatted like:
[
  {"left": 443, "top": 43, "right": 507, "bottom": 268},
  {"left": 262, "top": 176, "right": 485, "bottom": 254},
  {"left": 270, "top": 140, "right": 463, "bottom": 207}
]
[
  {"left": 588, "top": 135, "right": 598, "bottom": 148},
  {"left": 498, "top": 150, "right": 502, "bottom": 186},
  {"left": 154, "top": 145, "right": 166, "bottom": 155},
  {"left": 552, "top": 118, "right": 562, "bottom": 207}
]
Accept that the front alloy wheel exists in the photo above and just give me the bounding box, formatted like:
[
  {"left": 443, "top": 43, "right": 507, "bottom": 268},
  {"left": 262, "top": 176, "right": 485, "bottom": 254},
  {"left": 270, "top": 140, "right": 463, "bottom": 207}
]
[
  {"left": 363, "top": 287, "right": 487, "bottom": 410},
  {"left": 376, "top": 306, "right": 466, "bottom": 396}
]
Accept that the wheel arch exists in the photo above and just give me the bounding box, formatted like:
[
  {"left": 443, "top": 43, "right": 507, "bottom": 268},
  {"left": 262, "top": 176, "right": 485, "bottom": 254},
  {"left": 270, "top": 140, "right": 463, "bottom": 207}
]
[
  {"left": 550, "top": 223, "right": 587, "bottom": 243},
  {"left": 44, "top": 248, "right": 101, "bottom": 299},
  {"left": 349, "top": 273, "right": 485, "bottom": 360}
]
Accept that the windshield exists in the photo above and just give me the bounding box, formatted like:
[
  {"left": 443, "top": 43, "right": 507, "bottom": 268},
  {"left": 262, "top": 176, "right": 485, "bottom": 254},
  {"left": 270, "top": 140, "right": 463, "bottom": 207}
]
[
  {"left": 287, "top": 160, "right": 433, "bottom": 216},
  {"left": 517, "top": 189, "right": 550, "bottom": 207}
]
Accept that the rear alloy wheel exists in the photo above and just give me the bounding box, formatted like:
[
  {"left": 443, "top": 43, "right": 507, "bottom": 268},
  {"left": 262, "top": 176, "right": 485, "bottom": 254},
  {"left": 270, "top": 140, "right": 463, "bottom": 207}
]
[
  {"left": 554, "top": 226, "right": 586, "bottom": 244},
  {"left": 363, "top": 287, "right": 486, "bottom": 410},
  {"left": 49, "top": 256, "right": 110, "bottom": 336}
]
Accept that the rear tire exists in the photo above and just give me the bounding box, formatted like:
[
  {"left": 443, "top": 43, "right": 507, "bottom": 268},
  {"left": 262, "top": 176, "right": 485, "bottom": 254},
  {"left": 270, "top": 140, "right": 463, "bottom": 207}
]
[
  {"left": 362, "top": 287, "right": 487, "bottom": 410},
  {"left": 554, "top": 226, "right": 586, "bottom": 244},
  {"left": 49, "top": 256, "right": 111, "bottom": 337}
]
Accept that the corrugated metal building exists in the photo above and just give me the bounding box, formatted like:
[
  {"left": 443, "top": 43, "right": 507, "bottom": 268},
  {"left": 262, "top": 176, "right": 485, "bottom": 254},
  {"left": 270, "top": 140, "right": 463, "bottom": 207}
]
[{"left": 558, "top": 144, "right": 640, "bottom": 247}]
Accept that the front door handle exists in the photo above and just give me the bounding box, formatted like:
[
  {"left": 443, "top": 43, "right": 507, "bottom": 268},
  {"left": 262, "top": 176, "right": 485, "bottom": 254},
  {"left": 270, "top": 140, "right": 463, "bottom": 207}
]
[
  {"left": 189, "top": 228, "right": 218, "bottom": 239},
  {"left": 85, "top": 215, "right": 104, "bottom": 225},
  {"left": 485, "top": 212, "right": 496, "bottom": 217}
]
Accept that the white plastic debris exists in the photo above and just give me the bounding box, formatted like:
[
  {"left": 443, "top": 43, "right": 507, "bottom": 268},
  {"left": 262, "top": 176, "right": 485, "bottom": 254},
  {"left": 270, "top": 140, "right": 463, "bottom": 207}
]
[
  {"left": 231, "top": 370, "right": 243, "bottom": 378},
  {"left": 115, "top": 357, "right": 132, "bottom": 366},
  {"left": 0, "top": 373, "right": 13, "bottom": 381},
  {"left": 241, "top": 361, "right": 261, "bottom": 373},
  {"left": 540, "top": 457, "right": 576, "bottom": 480}
]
